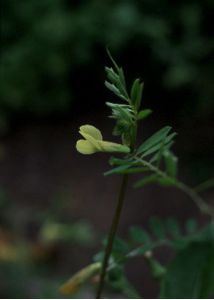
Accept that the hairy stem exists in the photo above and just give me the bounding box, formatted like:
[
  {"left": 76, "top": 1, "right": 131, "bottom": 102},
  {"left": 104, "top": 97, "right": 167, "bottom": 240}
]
[{"left": 96, "top": 174, "right": 129, "bottom": 298}]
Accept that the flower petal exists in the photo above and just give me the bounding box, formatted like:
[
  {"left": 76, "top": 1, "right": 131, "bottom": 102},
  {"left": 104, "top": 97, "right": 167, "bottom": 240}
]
[
  {"left": 79, "top": 132, "right": 102, "bottom": 150},
  {"left": 99, "top": 141, "right": 130, "bottom": 153},
  {"left": 79, "top": 125, "right": 103, "bottom": 141},
  {"left": 59, "top": 262, "right": 101, "bottom": 295},
  {"left": 76, "top": 139, "right": 97, "bottom": 155}
]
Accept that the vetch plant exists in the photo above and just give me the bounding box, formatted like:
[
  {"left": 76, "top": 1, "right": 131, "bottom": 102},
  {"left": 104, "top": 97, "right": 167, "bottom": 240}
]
[{"left": 60, "top": 51, "right": 214, "bottom": 299}]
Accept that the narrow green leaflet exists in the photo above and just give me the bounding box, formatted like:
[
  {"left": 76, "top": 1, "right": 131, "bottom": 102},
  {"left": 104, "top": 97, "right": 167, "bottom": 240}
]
[
  {"left": 134, "top": 174, "right": 158, "bottom": 188},
  {"left": 130, "top": 78, "right": 144, "bottom": 110},
  {"left": 141, "top": 137, "right": 176, "bottom": 162},
  {"left": 163, "top": 150, "right": 178, "bottom": 178},
  {"left": 137, "top": 109, "right": 152, "bottom": 120},
  {"left": 105, "top": 81, "right": 127, "bottom": 101},
  {"left": 106, "top": 102, "right": 135, "bottom": 145},
  {"left": 164, "top": 132, "right": 177, "bottom": 144},
  {"left": 137, "top": 126, "right": 172, "bottom": 155},
  {"left": 104, "top": 164, "right": 132, "bottom": 176},
  {"left": 130, "top": 78, "right": 140, "bottom": 100},
  {"left": 129, "top": 226, "right": 151, "bottom": 244},
  {"left": 105, "top": 165, "right": 149, "bottom": 176},
  {"left": 166, "top": 218, "right": 181, "bottom": 239},
  {"left": 106, "top": 49, "right": 128, "bottom": 100},
  {"left": 194, "top": 177, "right": 214, "bottom": 193},
  {"left": 112, "top": 238, "right": 130, "bottom": 258},
  {"left": 106, "top": 48, "right": 126, "bottom": 88},
  {"left": 141, "top": 142, "right": 166, "bottom": 158},
  {"left": 106, "top": 103, "right": 134, "bottom": 122},
  {"left": 149, "top": 217, "right": 166, "bottom": 240},
  {"left": 157, "top": 176, "right": 177, "bottom": 186},
  {"left": 109, "top": 157, "right": 132, "bottom": 166},
  {"left": 105, "top": 67, "right": 119, "bottom": 84},
  {"left": 120, "top": 167, "right": 149, "bottom": 174},
  {"left": 146, "top": 256, "right": 166, "bottom": 280}
]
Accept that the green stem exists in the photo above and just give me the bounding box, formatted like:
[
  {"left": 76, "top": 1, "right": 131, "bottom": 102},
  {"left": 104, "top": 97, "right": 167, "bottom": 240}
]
[
  {"left": 176, "top": 181, "right": 214, "bottom": 217},
  {"left": 194, "top": 177, "right": 214, "bottom": 193},
  {"left": 96, "top": 174, "right": 129, "bottom": 298},
  {"left": 134, "top": 156, "right": 214, "bottom": 218}
]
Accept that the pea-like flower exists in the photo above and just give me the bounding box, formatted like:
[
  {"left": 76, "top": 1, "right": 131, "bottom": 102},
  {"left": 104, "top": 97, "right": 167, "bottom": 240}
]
[
  {"left": 76, "top": 125, "right": 130, "bottom": 155},
  {"left": 59, "top": 262, "right": 101, "bottom": 295}
]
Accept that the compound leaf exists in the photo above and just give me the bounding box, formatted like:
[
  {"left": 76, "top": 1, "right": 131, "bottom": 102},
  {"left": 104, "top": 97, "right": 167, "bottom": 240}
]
[{"left": 137, "top": 126, "right": 172, "bottom": 155}]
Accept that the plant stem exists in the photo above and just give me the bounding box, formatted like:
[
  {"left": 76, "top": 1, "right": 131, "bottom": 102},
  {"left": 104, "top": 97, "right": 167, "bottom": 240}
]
[
  {"left": 134, "top": 155, "right": 214, "bottom": 218},
  {"left": 176, "top": 181, "right": 214, "bottom": 217},
  {"left": 194, "top": 177, "right": 214, "bottom": 193},
  {"left": 96, "top": 174, "right": 129, "bottom": 298}
]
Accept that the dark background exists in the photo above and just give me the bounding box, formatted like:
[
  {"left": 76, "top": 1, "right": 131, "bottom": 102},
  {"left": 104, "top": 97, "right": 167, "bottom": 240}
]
[{"left": 0, "top": 0, "right": 213, "bottom": 298}]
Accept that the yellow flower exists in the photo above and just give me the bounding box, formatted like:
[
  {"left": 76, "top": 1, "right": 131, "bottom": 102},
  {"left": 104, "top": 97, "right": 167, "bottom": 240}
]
[
  {"left": 59, "top": 262, "right": 101, "bottom": 295},
  {"left": 76, "top": 125, "right": 130, "bottom": 155}
]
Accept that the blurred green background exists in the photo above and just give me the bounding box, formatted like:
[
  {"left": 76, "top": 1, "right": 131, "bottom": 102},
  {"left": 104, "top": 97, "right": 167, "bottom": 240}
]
[
  {"left": 0, "top": 0, "right": 214, "bottom": 298},
  {"left": 1, "top": 0, "right": 214, "bottom": 126}
]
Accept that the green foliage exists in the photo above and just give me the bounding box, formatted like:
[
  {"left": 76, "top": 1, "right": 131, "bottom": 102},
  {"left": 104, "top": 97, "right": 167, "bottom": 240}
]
[
  {"left": 105, "top": 53, "right": 142, "bottom": 147},
  {"left": 137, "top": 126, "right": 173, "bottom": 155},
  {"left": 129, "top": 226, "right": 151, "bottom": 245},
  {"left": 105, "top": 54, "right": 178, "bottom": 187},
  {"left": 166, "top": 218, "right": 181, "bottom": 240},
  {"left": 97, "top": 54, "right": 214, "bottom": 298},
  {"left": 160, "top": 241, "right": 214, "bottom": 298},
  {"left": 105, "top": 50, "right": 129, "bottom": 102},
  {"left": 65, "top": 53, "right": 214, "bottom": 298},
  {"left": 137, "top": 109, "right": 152, "bottom": 121},
  {"left": 127, "top": 217, "right": 202, "bottom": 254},
  {"left": 106, "top": 102, "right": 136, "bottom": 146},
  {"left": 146, "top": 256, "right": 166, "bottom": 280},
  {"left": 107, "top": 267, "right": 141, "bottom": 299},
  {"left": 94, "top": 218, "right": 214, "bottom": 298},
  {"left": 149, "top": 216, "right": 166, "bottom": 240},
  {"left": 133, "top": 174, "right": 158, "bottom": 188},
  {"left": 105, "top": 122, "right": 178, "bottom": 189},
  {"left": 163, "top": 150, "right": 178, "bottom": 178},
  {"left": 105, "top": 123, "right": 178, "bottom": 190},
  {"left": 130, "top": 79, "right": 144, "bottom": 110}
]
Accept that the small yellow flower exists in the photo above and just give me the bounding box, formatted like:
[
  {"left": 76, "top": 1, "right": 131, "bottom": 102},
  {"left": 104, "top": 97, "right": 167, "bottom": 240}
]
[
  {"left": 76, "top": 125, "right": 130, "bottom": 155},
  {"left": 59, "top": 262, "right": 101, "bottom": 295}
]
